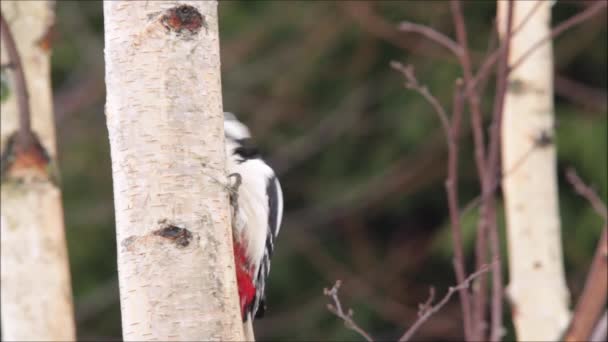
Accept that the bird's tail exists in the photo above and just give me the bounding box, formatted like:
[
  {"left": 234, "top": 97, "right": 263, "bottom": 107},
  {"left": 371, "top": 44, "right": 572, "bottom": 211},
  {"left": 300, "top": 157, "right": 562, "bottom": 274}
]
[{"left": 243, "top": 314, "right": 255, "bottom": 341}]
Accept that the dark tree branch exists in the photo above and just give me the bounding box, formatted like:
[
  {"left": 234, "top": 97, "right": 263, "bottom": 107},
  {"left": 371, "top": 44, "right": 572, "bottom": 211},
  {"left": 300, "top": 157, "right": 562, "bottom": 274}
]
[
  {"left": 324, "top": 280, "right": 375, "bottom": 342},
  {"left": 564, "top": 227, "right": 607, "bottom": 342},
  {"left": 391, "top": 58, "right": 473, "bottom": 342},
  {"left": 451, "top": 0, "right": 486, "bottom": 171},
  {"left": 445, "top": 84, "right": 469, "bottom": 337},
  {"left": 340, "top": 1, "right": 456, "bottom": 63},
  {"left": 399, "top": 263, "right": 494, "bottom": 342},
  {"left": 485, "top": 2, "right": 514, "bottom": 341},
  {"left": 0, "top": 10, "right": 50, "bottom": 180},
  {"left": 0, "top": 10, "right": 33, "bottom": 143},
  {"left": 390, "top": 62, "right": 451, "bottom": 140},
  {"left": 555, "top": 74, "right": 607, "bottom": 113},
  {"left": 565, "top": 168, "right": 608, "bottom": 222},
  {"left": 563, "top": 169, "right": 607, "bottom": 342},
  {"left": 449, "top": 3, "right": 491, "bottom": 339},
  {"left": 397, "top": 21, "right": 463, "bottom": 58}
]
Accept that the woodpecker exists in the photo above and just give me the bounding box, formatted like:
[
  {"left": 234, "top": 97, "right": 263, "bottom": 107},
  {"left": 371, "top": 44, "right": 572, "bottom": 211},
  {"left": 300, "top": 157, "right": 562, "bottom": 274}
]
[{"left": 223, "top": 112, "right": 284, "bottom": 338}]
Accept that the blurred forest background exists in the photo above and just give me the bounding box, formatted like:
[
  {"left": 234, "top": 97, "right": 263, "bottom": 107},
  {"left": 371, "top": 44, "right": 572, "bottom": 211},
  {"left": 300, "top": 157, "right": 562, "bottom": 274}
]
[{"left": 19, "top": 0, "right": 607, "bottom": 340}]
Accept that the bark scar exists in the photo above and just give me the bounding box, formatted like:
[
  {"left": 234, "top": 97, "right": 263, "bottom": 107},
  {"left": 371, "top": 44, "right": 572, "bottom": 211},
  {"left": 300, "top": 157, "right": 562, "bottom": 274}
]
[
  {"left": 1, "top": 131, "right": 50, "bottom": 182},
  {"left": 153, "top": 219, "right": 193, "bottom": 248},
  {"left": 36, "top": 23, "right": 56, "bottom": 52},
  {"left": 533, "top": 130, "right": 554, "bottom": 148},
  {"left": 161, "top": 5, "right": 207, "bottom": 36}
]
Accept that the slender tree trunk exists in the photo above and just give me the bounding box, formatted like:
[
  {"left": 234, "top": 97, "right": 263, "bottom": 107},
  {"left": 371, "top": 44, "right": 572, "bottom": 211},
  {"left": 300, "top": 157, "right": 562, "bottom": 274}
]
[
  {"left": 498, "top": 1, "right": 570, "bottom": 341},
  {"left": 103, "top": 1, "right": 244, "bottom": 340},
  {"left": 0, "top": 1, "right": 76, "bottom": 340}
]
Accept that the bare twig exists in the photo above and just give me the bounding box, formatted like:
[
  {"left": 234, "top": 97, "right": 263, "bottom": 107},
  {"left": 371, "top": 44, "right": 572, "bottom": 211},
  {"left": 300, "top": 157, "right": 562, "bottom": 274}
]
[
  {"left": 390, "top": 62, "right": 451, "bottom": 140},
  {"left": 391, "top": 58, "right": 472, "bottom": 342},
  {"left": 563, "top": 169, "right": 607, "bottom": 341},
  {"left": 563, "top": 227, "right": 608, "bottom": 342},
  {"left": 488, "top": 0, "right": 514, "bottom": 238},
  {"left": 444, "top": 81, "right": 472, "bottom": 340},
  {"left": 565, "top": 168, "right": 608, "bottom": 222},
  {"left": 0, "top": 10, "right": 33, "bottom": 142},
  {"left": 510, "top": 0, "right": 608, "bottom": 73},
  {"left": 417, "top": 288, "right": 436, "bottom": 317},
  {"left": 563, "top": 168, "right": 608, "bottom": 341},
  {"left": 399, "top": 263, "right": 495, "bottom": 342},
  {"left": 397, "top": 21, "right": 463, "bottom": 57},
  {"left": 449, "top": 3, "right": 490, "bottom": 339},
  {"left": 485, "top": 2, "right": 514, "bottom": 341},
  {"left": 451, "top": 0, "right": 487, "bottom": 172},
  {"left": 324, "top": 280, "right": 375, "bottom": 342},
  {"left": 340, "top": 2, "right": 455, "bottom": 62},
  {"left": 555, "top": 74, "right": 607, "bottom": 113},
  {"left": 293, "top": 227, "right": 457, "bottom": 336}
]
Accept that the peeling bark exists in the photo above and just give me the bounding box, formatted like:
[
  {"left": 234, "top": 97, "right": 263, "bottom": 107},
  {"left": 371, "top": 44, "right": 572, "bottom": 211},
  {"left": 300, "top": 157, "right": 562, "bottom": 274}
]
[
  {"left": 0, "top": 1, "right": 76, "bottom": 340},
  {"left": 103, "top": 1, "right": 244, "bottom": 340},
  {"left": 498, "top": 2, "right": 570, "bottom": 340}
]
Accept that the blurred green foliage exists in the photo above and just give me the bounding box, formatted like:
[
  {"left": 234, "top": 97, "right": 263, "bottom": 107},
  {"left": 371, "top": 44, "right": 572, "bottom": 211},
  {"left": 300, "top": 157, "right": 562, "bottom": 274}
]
[
  {"left": 23, "top": 1, "right": 607, "bottom": 341},
  {"left": 0, "top": 70, "right": 9, "bottom": 103}
]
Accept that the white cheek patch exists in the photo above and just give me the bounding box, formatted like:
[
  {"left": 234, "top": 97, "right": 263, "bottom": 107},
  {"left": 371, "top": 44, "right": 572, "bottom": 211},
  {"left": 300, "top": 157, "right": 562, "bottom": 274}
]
[{"left": 224, "top": 119, "right": 251, "bottom": 141}]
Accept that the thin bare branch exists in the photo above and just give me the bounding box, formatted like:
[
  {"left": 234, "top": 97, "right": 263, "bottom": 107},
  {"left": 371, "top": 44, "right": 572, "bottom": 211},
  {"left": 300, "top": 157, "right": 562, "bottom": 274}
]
[
  {"left": 564, "top": 227, "right": 608, "bottom": 342},
  {"left": 391, "top": 60, "right": 472, "bottom": 341},
  {"left": 340, "top": 2, "right": 455, "bottom": 62},
  {"left": 324, "top": 280, "right": 375, "bottom": 342},
  {"left": 442, "top": 80, "right": 473, "bottom": 342},
  {"left": 565, "top": 168, "right": 608, "bottom": 222},
  {"left": 417, "top": 287, "right": 436, "bottom": 318},
  {"left": 555, "top": 74, "right": 607, "bottom": 113},
  {"left": 486, "top": 2, "right": 514, "bottom": 341},
  {"left": 0, "top": 10, "right": 32, "bottom": 141},
  {"left": 390, "top": 61, "right": 451, "bottom": 142},
  {"left": 450, "top": 2, "right": 490, "bottom": 339},
  {"left": 399, "top": 263, "right": 495, "bottom": 342},
  {"left": 397, "top": 21, "right": 463, "bottom": 57},
  {"left": 563, "top": 168, "right": 608, "bottom": 341}
]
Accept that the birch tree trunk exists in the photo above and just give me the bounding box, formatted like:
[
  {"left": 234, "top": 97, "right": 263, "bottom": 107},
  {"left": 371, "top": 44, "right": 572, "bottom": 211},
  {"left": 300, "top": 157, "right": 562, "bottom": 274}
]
[
  {"left": 104, "top": 1, "right": 244, "bottom": 340},
  {"left": 498, "top": 2, "right": 570, "bottom": 341},
  {"left": 0, "top": 1, "right": 76, "bottom": 340}
]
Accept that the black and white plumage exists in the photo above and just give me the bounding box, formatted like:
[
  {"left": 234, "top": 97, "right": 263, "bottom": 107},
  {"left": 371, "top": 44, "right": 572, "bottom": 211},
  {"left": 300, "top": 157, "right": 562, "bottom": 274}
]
[{"left": 223, "top": 112, "right": 284, "bottom": 331}]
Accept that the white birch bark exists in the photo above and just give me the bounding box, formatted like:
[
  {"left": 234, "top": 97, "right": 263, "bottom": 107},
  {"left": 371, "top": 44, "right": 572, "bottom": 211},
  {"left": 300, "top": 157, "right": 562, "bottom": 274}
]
[
  {"left": 498, "top": 2, "right": 570, "bottom": 341},
  {"left": 0, "top": 1, "right": 76, "bottom": 340},
  {"left": 103, "top": 1, "right": 244, "bottom": 340}
]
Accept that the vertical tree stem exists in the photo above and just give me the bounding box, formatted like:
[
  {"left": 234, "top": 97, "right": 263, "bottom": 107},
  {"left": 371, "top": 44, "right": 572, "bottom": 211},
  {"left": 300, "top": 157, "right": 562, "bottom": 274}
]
[
  {"left": 499, "top": 1, "right": 571, "bottom": 340},
  {"left": 103, "top": 1, "right": 244, "bottom": 340}
]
